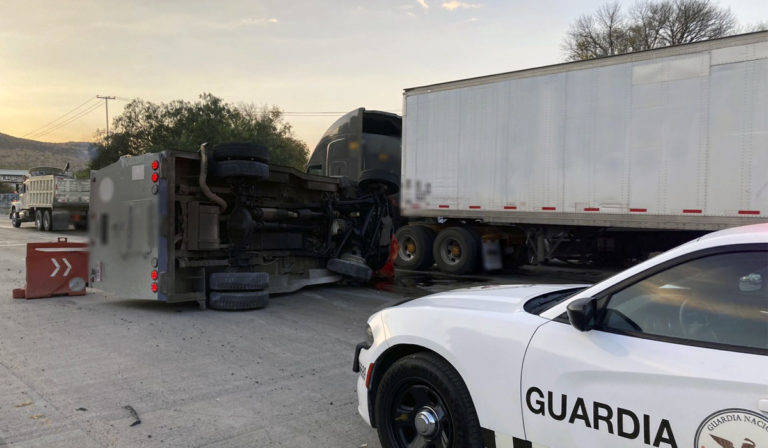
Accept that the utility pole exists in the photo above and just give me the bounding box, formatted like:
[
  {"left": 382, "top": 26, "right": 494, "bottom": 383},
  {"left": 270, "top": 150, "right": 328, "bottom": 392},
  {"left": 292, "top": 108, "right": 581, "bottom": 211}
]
[{"left": 97, "top": 95, "right": 116, "bottom": 137}]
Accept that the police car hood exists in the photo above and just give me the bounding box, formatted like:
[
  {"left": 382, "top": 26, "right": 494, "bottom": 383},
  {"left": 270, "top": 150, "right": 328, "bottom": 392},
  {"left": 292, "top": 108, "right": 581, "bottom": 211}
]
[{"left": 396, "top": 284, "right": 589, "bottom": 314}]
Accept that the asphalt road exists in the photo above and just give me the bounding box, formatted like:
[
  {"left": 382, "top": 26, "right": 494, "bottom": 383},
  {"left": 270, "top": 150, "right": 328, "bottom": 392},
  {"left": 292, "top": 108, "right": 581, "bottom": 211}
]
[{"left": 0, "top": 220, "right": 613, "bottom": 447}]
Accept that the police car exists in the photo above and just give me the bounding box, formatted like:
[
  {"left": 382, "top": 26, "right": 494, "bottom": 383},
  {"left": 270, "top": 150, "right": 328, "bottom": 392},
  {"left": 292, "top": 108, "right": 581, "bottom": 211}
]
[{"left": 354, "top": 224, "right": 767, "bottom": 448}]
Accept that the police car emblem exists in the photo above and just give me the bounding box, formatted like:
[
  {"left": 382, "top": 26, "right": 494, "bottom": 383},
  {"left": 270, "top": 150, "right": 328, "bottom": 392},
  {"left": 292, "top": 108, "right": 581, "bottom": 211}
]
[{"left": 695, "top": 409, "right": 768, "bottom": 448}]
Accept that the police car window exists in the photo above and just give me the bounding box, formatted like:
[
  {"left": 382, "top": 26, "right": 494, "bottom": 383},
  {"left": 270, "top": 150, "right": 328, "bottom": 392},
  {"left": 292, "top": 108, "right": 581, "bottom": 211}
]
[{"left": 598, "top": 251, "right": 767, "bottom": 352}]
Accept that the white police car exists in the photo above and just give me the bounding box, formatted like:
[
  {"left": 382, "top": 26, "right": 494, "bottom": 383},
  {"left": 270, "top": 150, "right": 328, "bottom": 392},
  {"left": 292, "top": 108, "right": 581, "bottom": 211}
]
[{"left": 354, "top": 224, "right": 768, "bottom": 448}]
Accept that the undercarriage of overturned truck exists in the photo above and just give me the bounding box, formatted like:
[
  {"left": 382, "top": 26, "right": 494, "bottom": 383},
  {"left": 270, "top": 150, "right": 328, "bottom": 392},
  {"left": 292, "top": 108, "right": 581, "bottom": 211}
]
[
  {"left": 88, "top": 142, "right": 397, "bottom": 311},
  {"left": 182, "top": 143, "right": 396, "bottom": 309}
]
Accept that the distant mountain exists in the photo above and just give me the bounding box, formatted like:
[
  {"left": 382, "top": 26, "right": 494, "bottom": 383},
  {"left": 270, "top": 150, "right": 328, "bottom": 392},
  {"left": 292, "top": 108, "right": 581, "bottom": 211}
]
[{"left": 0, "top": 132, "right": 95, "bottom": 172}]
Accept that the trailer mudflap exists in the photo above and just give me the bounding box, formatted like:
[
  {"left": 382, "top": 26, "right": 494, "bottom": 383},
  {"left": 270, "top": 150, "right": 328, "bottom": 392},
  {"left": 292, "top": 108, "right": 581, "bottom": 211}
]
[{"left": 12, "top": 237, "right": 89, "bottom": 299}]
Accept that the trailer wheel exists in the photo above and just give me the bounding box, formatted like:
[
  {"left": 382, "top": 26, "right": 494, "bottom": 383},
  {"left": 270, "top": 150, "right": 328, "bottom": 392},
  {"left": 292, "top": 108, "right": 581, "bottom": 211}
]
[
  {"left": 35, "top": 210, "right": 43, "bottom": 231},
  {"left": 433, "top": 227, "right": 480, "bottom": 274},
  {"left": 42, "top": 210, "right": 53, "bottom": 231},
  {"left": 209, "top": 272, "right": 269, "bottom": 291},
  {"left": 327, "top": 257, "right": 373, "bottom": 282},
  {"left": 209, "top": 160, "right": 269, "bottom": 179},
  {"left": 207, "top": 290, "right": 270, "bottom": 311},
  {"left": 212, "top": 142, "right": 270, "bottom": 164},
  {"left": 395, "top": 226, "right": 435, "bottom": 270}
]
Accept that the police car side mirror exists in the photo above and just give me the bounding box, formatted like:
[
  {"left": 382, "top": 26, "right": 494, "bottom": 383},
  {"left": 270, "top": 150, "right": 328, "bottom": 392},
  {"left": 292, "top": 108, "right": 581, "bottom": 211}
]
[{"left": 567, "top": 297, "right": 597, "bottom": 332}]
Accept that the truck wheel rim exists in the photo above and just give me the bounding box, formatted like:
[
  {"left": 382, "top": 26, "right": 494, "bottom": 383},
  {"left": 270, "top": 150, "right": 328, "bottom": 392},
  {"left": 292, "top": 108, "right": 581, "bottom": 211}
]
[
  {"left": 398, "top": 237, "right": 417, "bottom": 261},
  {"left": 439, "top": 239, "right": 462, "bottom": 266}
]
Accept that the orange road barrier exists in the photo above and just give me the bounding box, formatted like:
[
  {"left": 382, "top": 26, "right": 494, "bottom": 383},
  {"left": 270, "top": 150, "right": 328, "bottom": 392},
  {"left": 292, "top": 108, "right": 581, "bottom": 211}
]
[{"left": 12, "top": 237, "right": 89, "bottom": 299}]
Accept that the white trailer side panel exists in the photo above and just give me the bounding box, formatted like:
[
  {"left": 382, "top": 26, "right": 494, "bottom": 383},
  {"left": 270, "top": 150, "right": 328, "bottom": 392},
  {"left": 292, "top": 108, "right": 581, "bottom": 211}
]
[
  {"left": 708, "top": 56, "right": 768, "bottom": 215},
  {"left": 402, "top": 33, "right": 768, "bottom": 230}
]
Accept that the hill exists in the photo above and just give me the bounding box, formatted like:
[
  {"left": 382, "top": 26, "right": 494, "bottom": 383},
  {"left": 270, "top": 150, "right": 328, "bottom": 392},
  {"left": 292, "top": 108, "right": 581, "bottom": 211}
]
[{"left": 0, "top": 132, "right": 94, "bottom": 172}]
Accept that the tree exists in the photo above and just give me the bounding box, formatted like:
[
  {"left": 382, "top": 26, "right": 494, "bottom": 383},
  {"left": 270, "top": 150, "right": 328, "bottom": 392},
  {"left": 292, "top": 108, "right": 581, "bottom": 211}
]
[
  {"left": 743, "top": 21, "right": 768, "bottom": 33},
  {"left": 563, "top": 3, "right": 631, "bottom": 61},
  {"left": 563, "top": 0, "right": 739, "bottom": 61},
  {"left": 90, "top": 93, "right": 309, "bottom": 171}
]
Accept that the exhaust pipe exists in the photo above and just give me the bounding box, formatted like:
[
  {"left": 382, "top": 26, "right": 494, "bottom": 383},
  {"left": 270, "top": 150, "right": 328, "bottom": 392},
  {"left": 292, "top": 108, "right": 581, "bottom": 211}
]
[{"left": 198, "top": 143, "right": 227, "bottom": 212}]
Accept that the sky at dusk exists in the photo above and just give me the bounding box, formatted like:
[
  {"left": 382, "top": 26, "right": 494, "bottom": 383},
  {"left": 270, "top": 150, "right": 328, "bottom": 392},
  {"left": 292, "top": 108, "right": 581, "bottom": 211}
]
[{"left": 1, "top": 0, "right": 766, "bottom": 150}]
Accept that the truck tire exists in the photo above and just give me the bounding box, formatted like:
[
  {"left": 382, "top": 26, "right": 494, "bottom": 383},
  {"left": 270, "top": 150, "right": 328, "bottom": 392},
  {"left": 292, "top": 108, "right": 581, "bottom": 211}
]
[
  {"left": 35, "top": 210, "right": 43, "bottom": 231},
  {"left": 207, "top": 290, "right": 269, "bottom": 311},
  {"left": 327, "top": 257, "right": 372, "bottom": 282},
  {"left": 212, "top": 142, "right": 270, "bottom": 164},
  {"left": 209, "top": 272, "right": 269, "bottom": 291},
  {"left": 209, "top": 160, "right": 269, "bottom": 179},
  {"left": 433, "top": 227, "right": 481, "bottom": 274},
  {"left": 42, "top": 210, "right": 53, "bottom": 231},
  {"left": 359, "top": 169, "right": 400, "bottom": 196},
  {"left": 395, "top": 226, "right": 435, "bottom": 270},
  {"left": 10, "top": 210, "right": 21, "bottom": 228}
]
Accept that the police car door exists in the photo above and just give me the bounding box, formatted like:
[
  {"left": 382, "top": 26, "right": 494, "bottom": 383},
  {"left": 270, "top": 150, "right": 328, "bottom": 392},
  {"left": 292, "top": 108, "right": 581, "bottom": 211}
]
[{"left": 520, "top": 248, "right": 768, "bottom": 448}]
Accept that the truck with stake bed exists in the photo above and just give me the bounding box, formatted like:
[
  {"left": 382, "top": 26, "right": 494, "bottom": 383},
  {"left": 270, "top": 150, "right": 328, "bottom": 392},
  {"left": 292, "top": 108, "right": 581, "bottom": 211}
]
[{"left": 9, "top": 164, "right": 90, "bottom": 231}]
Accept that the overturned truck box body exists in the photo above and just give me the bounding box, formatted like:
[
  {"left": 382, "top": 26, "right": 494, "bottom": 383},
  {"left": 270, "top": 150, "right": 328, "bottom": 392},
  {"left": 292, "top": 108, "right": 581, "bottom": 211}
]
[{"left": 88, "top": 144, "right": 395, "bottom": 310}]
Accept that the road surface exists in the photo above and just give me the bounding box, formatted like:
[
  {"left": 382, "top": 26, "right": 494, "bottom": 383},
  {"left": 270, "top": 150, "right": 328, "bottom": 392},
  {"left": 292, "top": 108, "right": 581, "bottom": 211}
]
[{"left": 0, "top": 220, "right": 612, "bottom": 447}]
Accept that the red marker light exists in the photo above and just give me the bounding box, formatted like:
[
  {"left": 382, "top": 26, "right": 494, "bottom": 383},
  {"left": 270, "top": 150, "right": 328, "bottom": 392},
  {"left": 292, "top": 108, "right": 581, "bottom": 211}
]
[
  {"left": 151, "top": 270, "right": 158, "bottom": 280},
  {"left": 365, "top": 363, "right": 374, "bottom": 388},
  {"left": 151, "top": 160, "right": 159, "bottom": 170},
  {"left": 151, "top": 283, "right": 158, "bottom": 293},
  {"left": 151, "top": 173, "right": 159, "bottom": 182}
]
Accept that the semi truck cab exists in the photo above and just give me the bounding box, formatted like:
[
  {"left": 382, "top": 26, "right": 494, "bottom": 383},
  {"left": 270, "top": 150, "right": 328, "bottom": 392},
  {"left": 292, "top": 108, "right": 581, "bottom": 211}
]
[{"left": 307, "top": 108, "right": 401, "bottom": 183}]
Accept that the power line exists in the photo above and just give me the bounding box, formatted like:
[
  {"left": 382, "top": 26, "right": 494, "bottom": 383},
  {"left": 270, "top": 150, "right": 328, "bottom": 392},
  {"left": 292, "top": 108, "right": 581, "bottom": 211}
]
[
  {"left": 31, "top": 102, "right": 104, "bottom": 139},
  {"left": 21, "top": 96, "right": 101, "bottom": 138},
  {"left": 22, "top": 98, "right": 400, "bottom": 141},
  {"left": 31, "top": 102, "right": 103, "bottom": 139},
  {"left": 281, "top": 110, "right": 400, "bottom": 116}
]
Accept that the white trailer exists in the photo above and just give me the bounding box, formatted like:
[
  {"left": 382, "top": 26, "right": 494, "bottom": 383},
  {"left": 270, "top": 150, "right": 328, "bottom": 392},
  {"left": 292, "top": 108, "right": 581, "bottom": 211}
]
[{"left": 397, "top": 31, "right": 768, "bottom": 272}]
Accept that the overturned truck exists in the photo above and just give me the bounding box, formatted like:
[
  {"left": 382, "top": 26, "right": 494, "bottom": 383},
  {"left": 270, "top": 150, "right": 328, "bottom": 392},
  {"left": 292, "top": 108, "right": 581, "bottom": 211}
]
[{"left": 88, "top": 143, "right": 396, "bottom": 310}]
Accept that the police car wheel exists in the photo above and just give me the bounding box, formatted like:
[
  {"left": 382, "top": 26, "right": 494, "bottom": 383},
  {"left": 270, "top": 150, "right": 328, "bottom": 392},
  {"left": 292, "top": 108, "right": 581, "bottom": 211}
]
[{"left": 375, "top": 352, "right": 482, "bottom": 448}]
